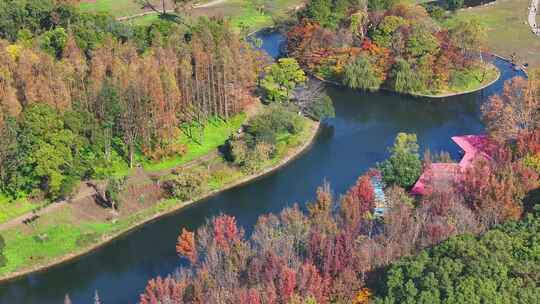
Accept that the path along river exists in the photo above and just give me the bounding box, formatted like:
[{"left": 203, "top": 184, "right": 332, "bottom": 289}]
[{"left": 0, "top": 32, "right": 527, "bottom": 304}]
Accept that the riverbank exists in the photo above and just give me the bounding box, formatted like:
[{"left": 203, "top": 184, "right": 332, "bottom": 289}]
[
  {"left": 409, "top": 63, "right": 501, "bottom": 98},
  {"left": 0, "top": 116, "right": 320, "bottom": 283}
]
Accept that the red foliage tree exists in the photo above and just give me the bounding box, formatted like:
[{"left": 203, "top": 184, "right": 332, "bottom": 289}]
[
  {"left": 277, "top": 266, "right": 297, "bottom": 303},
  {"left": 459, "top": 154, "right": 538, "bottom": 227},
  {"left": 340, "top": 174, "right": 375, "bottom": 230},
  {"left": 235, "top": 288, "right": 261, "bottom": 304},
  {"left": 213, "top": 214, "right": 241, "bottom": 251},
  {"left": 297, "top": 262, "right": 328, "bottom": 303},
  {"left": 176, "top": 228, "right": 197, "bottom": 264},
  {"left": 517, "top": 129, "right": 540, "bottom": 157},
  {"left": 140, "top": 276, "right": 185, "bottom": 304}
]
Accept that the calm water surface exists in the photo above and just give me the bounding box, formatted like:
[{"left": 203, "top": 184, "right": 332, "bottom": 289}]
[{"left": 0, "top": 34, "right": 525, "bottom": 303}]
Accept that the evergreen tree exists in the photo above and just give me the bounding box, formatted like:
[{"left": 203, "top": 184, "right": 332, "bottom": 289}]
[{"left": 378, "top": 133, "right": 422, "bottom": 188}]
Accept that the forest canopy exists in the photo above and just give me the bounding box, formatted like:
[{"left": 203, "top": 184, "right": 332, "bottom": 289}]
[
  {"left": 286, "top": 0, "right": 491, "bottom": 95},
  {"left": 0, "top": 1, "right": 265, "bottom": 200},
  {"left": 374, "top": 210, "right": 540, "bottom": 303}
]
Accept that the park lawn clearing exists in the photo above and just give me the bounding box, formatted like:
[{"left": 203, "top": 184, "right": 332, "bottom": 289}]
[
  {"left": 126, "top": 13, "right": 161, "bottom": 26},
  {"left": 141, "top": 113, "right": 246, "bottom": 172},
  {"left": 0, "top": 194, "right": 44, "bottom": 225},
  {"left": 452, "top": 0, "right": 540, "bottom": 69},
  {"left": 0, "top": 208, "right": 83, "bottom": 274},
  {"left": 80, "top": 0, "right": 143, "bottom": 17},
  {"left": 220, "top": 0, "right": 306, "bottom": 32},
  {"left": 90, "top": 0, "right": 306, "bottom": 33},
  {"left": 79, "top": 0, "right": 175, "bottom": 17},
  {"left": 448, "top": 63, "right": 499, "bottom": 92},
  {"left": 0, "top": 117, "right": 318, "bottom": 278}
]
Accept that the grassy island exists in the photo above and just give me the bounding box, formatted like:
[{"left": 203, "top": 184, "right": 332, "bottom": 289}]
[{"left": 284, "top": 0, "right": 498, "bottom": 97}]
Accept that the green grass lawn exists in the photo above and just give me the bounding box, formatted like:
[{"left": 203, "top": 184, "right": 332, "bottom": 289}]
[
  {"left": 126, "top": 13, "right": 161, "bottom": 26},
  {"left": 141, "top": 114, "right": 246, "bottom": 172},
  {"left": 79, "top": 0, "right": 145, "bottom": 17},
  {"left": 447, "top": 63, "right": 499, "bottom": 92},
  {"left": 81, "top": 0, "right": 305, "bottom": 32},
  {"left": 0, "top": 194, "right": 43, "bottom": 225},
  {"left": 452, "top": 0, "right": 540, "bottom": 69},
  {"left": 79, "top": 0, "right": 177, "bottom": 17}
]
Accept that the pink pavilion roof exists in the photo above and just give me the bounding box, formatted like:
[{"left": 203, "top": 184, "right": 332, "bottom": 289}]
[{"left": 411, "top": 135, "right": 496, "bottom": 196}]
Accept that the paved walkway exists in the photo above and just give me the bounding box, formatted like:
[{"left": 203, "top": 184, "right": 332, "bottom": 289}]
[{"left": 529, "top": 0, "right": 540, "bottom": 36}]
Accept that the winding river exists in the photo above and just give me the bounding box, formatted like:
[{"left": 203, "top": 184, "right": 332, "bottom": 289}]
[{"left": 0, "top": 32, "right": 526, "bottom": 304}]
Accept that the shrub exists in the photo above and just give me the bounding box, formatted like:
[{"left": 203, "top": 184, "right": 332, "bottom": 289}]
[
  {"left": 308, "top": 94, "right": 335, "bottom": 121},
  {"left": 163, "top": 169, "right": 208, "bottom": 201},
  {"left": 226, "top": 105, "right": 304, "bottom": 173},
  {"left": 105, "top": 176, "right": 126, "bottom": 210},
  {"left": 229, "top": 140, "right": 273, "bottom": 174},
  {"left": 242, "top": 142, "right": 274, "bottom": 174},
  {"left": 522, "top": 154, "right": 540, "bottom": 175},
  {"left": 260, "top": 58, "right": 307, "bottom": 103},
  {"left": 245, "top": 105, "right": 304, "bottom": 147}
]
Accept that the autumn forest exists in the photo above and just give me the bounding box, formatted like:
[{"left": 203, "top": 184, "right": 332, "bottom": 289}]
[{"left": 0, "top": 0, "right": 539, "bottom": 303}]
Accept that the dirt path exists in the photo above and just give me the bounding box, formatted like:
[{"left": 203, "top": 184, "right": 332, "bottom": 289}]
[
  {"left": 0, "top": 186, "right": 98, "bottom": 231},
  {"left": 529, "top": 0, "right": 540, "bottom": 36},
  {"left": 0, "top": 203, "right": 65, "bottom": 231}
]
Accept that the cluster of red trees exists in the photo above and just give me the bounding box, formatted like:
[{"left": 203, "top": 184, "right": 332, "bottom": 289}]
[
  {"left": 139, "top": 158, "right": 537, "bottom": 303},
  {"left": 138, "top": 74, "right": 540, "bottom": 304}
]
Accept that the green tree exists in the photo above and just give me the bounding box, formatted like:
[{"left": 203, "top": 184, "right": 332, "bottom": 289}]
[
  {"left": 405, "top": 26, "right": 439, "bottom": 58},
  {"left": 374, "top": 213, "right": 540, "bottom": 303},
  {"left": 449, "top": 18, "right": 487, "bottom": 63},
  {"left": 391, "top": 58, "right": 424, "bottom": 94},
  {"left": 306, "top": 0, "right": 335, "bottom": 28},
  {"left": 260, "top": 58, "right": 307, "bottom": 103},
  {"left": 378, "top": 133, "right": 422, "bottom": 188},
  {"left": 372, "top": 15, "right": 407, "bottom": 48},
  {"left": 0, "top": 0, "right": 54, "bottom": 40},
  {"left": 0, "top": 117, "right": 20, "bottom": 196},
  {"left": 17, "top": 104, "right": 87, "bottom": 199},
  {"left": 40, "top": 27, "right": 68, "bottom": 58},
  {"left": 343, "top": 55, "right": 383, "bottom": 91}
]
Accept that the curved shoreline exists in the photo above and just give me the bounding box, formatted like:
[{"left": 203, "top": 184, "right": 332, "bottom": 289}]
[
  {"left": 409, "top": 65, "right": 501, "bottom": 98},
  {"left": 310, "top": 62, "right": 501, "bottom": 99},
  {"left": 0, "top": 121, "right": 321, "bottom": 283}
]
